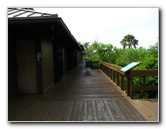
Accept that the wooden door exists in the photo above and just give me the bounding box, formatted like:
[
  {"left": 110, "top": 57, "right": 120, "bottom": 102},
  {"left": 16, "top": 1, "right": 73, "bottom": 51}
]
[{"left": 17, "top": 40, "right": 37, "bottom": 93}]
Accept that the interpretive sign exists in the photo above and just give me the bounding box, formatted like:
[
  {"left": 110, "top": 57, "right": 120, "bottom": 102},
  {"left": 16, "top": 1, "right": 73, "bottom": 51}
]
[{"left": 120, "top": 62, "right": 140, "bottom": 72}]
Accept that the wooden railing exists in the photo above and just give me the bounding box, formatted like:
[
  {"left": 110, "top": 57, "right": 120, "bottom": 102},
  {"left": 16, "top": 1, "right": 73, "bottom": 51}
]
[{"left": 100, "top": 62, "right": 158, "bottom": 99}]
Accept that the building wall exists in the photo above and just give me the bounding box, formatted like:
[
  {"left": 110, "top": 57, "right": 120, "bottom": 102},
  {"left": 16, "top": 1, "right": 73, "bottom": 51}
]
[
  {"left": 42, "top": 39, "right": 54, "bottom": 91},
  {"left": 17, "top": 40, "right": 37, "bottom": 93},
  {"left": 8, "top": 37, "right": 18, "bottom": 97},
  {"left": 53, "top": 38, "right": 64, "bottom": 82},
  {"left": 8, "top": 22, "right": 83, "bottom": 96}
]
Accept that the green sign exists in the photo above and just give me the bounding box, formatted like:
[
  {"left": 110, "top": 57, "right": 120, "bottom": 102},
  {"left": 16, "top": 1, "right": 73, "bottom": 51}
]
[{"left": 120, "top": 62, "right": 140, "bottom": 72}]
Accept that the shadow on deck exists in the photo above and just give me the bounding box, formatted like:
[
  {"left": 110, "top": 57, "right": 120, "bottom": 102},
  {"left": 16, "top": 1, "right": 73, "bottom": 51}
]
[{"left": 8, "top": 63, "right": 158, "bottom": 122}]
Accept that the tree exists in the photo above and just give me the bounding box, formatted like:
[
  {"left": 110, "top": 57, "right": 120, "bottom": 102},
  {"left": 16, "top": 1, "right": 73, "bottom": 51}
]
[
  {"left": 83, "top": 42, "right": 90, "bottom": 50},
  {"left": 133, "top": 39, "right": 139, "bottom": 49},
  {"left": 120, "top": 39, "right": 128, "bottom": 49},
  {"left": 120, "top": 34, "right": 139, "bottom": 49}
]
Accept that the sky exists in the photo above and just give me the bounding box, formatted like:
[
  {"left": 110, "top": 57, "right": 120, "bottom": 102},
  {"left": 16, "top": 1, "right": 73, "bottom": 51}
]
[{"left": 35, "top": 8, "right": 159, "bottom": 49}]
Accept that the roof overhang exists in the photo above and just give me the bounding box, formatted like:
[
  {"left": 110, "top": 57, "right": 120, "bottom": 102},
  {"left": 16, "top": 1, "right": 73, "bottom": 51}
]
[{"left": 8, "top": 8, "right": 83, "bottom": 51}]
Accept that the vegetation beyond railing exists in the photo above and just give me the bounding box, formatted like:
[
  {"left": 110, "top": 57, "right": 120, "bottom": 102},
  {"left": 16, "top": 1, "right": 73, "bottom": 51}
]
[
  {"left": 86, "top": 61, "right": 99, "bottom": 69},
  {"left": 100, "top": 62, "right": 158, "bottom": 99}
]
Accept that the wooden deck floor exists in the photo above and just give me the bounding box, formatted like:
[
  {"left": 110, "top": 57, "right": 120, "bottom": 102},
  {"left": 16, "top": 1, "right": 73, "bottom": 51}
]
[{"left": 8, "top": 63, "right": 158, "bottom": 122}]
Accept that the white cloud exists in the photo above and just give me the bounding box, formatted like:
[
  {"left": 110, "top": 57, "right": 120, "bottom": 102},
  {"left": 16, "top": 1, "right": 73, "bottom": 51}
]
[{"left": 35, "top": 8, "right": 159, "bottom": 48}]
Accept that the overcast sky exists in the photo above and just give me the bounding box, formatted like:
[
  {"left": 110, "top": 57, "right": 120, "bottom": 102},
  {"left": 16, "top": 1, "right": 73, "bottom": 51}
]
[{"left": 35, "top": 8, "right": 158, "bottom": 49}]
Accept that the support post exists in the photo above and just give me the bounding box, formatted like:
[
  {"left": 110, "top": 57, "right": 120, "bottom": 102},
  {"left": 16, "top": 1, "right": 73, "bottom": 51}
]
[
  {"left": 126, "top": 71, "right": 133, "bottom": 98},
  {"left": 121, "top": 74, "right": 124, "bottom": 90},
  {"left": 143, "top": 76, "right": 146, "bottom": 99}
]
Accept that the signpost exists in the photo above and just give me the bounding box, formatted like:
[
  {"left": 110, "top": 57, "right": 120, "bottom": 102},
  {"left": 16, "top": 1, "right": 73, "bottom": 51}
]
[{"left": 120, "top": 62, "right": 140, "bottom": 98}]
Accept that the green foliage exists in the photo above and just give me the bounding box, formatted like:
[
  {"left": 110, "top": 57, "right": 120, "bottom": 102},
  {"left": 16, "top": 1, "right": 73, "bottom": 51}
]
[
  {"left": 83, "top": 41, "right": 158, "bottom": 69},
  {"left": 83, "top": 41, "right": 158, "bottom": 99},
  {"left": 115, "top": 48, "right": 147, "bottom": 67},
  {"left": 83, "top": 41, "right": 115, "bottom": 63},
  {"left": 120, "top": 34, "right": 139, "bottom": 49}
]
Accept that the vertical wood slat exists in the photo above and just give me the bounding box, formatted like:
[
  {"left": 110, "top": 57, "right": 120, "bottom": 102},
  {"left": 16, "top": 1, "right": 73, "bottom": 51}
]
[
  {"left": 130, "top": 78, "right": 133, "bottom": 99},
  {"left": 113, "top": 70, "right": 115, "bottom": 82},
  {"left": 116, "top": 72, "right": 119, "bottom": 86},
  {"left": 121, "top": 75, "right": 124, "bottom": 90},
  {"left": 126, "top": 77, "right": 129, "bottom": 96},
  {"left": 110, "top": 69, "right": 112, "bottom": 79},
  {"left": 143, "top": 76, "right": 146, "bottom": 99}
]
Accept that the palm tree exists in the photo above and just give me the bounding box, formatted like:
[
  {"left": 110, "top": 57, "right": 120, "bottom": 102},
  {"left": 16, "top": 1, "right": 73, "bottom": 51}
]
[
  {"left": 120, "top": 39, "right": 128, "bottom": 49},
  {"left": 132, "top": 39, "right": 139, "bottom": 49},
  {"left": 83, "top": 42, "right": 90, "bottom": 50},
  {"left": 120, "top": 34, "right": 139, "bottom": 49}
]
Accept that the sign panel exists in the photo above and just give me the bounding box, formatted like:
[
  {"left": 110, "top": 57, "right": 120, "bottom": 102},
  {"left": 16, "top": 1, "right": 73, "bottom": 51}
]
[{"left": 120, "top": 62, "right": 140, "bottom": 72}]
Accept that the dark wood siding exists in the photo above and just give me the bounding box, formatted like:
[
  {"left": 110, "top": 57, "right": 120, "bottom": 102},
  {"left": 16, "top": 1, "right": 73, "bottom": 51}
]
[
  {"left": 8, "top": 39, "right": 18, "bottom": 97},
  {"left": 17, "top": 40, "right": 37, "bottom": 93},
  {"left": 53, "top": 39, "right": 64, "bottom": 82},
  {"left": 42, "top": 40, "right": 54, "bottom": 91}
]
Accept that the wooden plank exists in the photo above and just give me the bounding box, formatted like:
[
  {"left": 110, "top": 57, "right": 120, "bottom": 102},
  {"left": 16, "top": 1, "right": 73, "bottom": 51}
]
[
  {"left": 116, "top": 100, "right": 134, "bottom": 121},
  {"left": 65, "top": 101, "right": 75, "bottom": 121},
  {"left": 75, "top": 100, "right": 84, "bottom": 121},
  {"left": 95, "top": 100, "right": 104, "bottom": 121},
  {"left": 59, "top": 101, "right": 71, "bottom": 121},
  {"left": 106, "top": 100, "right": 119, "bottom": 121},
  {"left": 121, "top": 100, "right": 146, "bottom": 121},
  {"left": 103, "top": 100, "right": 115, "bottom": 121},
  {"left": 8, "top": 63, "right": 158, "bottom": 121},
  {"left": 133, "top": 86, "right": 158, "bottom": 91},
  {"left": 71, "top": 101, "right": 80, "bottom": 121},
  {"left": 45, "top": 101, "right": 63, "bottom": 121},
  {"left": 111, "top": 100, "right": 127, "bottom": 121},
  {"left": 92, "top": 100, "right": 98, "bottom": 121},
  {"left": 120, "top": 100, "right": 140, "bottom": 121},
  {"left": 36, "top": 102, "right": 56, "bottom": 121},
  {"left": 139, "top": 100, "right": 158, "bottom": 115},
  {"left": 129, "top": 100, "right": 158, "bottom": 121},
  {"left": 130, "top": 70, "right": 158, "bottom": 77},
  {"left": 99, "top": 101, "right": 110, "bottom": 121},
  {"left": 82, "top": 101, "right": 88, "bottom": 121},
  {"left": 87, "top": 100, "right": 93, "bottom": 121}
]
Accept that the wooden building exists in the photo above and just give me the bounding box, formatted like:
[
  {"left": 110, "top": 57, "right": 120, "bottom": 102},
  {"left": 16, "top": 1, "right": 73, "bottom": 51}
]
[{"left": 8, "top": 8, "right": 84, "bottom": 96}]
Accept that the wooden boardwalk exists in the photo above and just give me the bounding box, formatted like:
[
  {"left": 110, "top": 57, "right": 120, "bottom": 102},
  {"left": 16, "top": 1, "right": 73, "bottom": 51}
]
[{"left": 8, "top": 63, "right": 158, "bottom": 122}]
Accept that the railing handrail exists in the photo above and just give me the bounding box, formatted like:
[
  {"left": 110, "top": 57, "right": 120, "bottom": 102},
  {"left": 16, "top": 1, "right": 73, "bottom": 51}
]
[
  {"left": 100, "top": 62, "right": 124, "bottom": 74},
  {"left": 100, "top": 62, "right": 158, "bottom": 99},
  {"left": 129, "top": 70, "right": 158, "bottom": 77}
]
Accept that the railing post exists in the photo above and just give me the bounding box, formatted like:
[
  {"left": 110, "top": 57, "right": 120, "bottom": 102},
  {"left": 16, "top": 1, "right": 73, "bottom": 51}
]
[
  {"left": 121, "top": 74, "right": 124, "bottom": 90},
  {"left": 126, "top": 72, "right": 133, "bottom": 99},
  {"left": 116, "top": 71, "right": 119, "bottom": 86},
  {"left": 113, "top": 70, "right": 115, "bottom": 82},
  {"left": 108, "top": 69, "right": 111, "bottom": 79},
  {"left": 126, "top": 77, "right": 129, "bottom": 96},
  {"left": 110, "top": 69, "right": 112, "bottom": 79},
  {"left": 143, "top": 76, "right": 146, "bottom": 99},
  {"left": 126, "top": 77, "right": 133, "bottom": 98},
  {"left": 130, "top": 78, "right": 133, "bottom": 99},
  {"left": 106, "top": 67, "right": 109, "bottom": 76}
]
